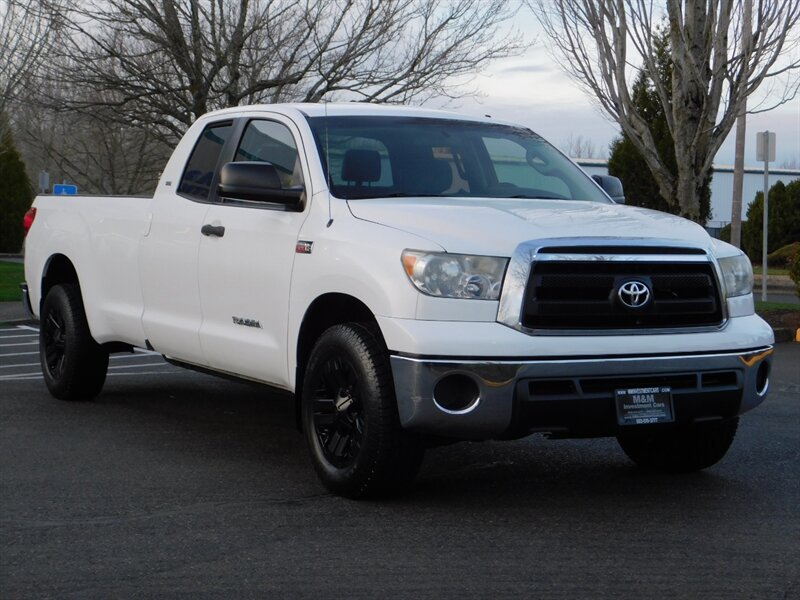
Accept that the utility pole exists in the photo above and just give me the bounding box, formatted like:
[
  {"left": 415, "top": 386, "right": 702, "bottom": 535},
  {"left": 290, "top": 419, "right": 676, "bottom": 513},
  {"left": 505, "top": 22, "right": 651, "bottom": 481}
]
[
  {"left": 757, "top": 131, "right": 775, "bottom": 302},
  {"left": 730, "top": 0, "right": 752, "bottom": 248}
]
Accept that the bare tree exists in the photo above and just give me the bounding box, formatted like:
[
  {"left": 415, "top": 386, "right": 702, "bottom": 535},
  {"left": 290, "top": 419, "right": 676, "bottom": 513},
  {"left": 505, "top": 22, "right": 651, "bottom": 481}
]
[
  {"left": 13, "top": 81, "right": 172, "bottom": 195},
  {"left": 47, "top": 0, "right": 524, "bottom": 144},
  {"left": 562, "top": 134, "right": 602, "bottom": 159},
  {"left": 531, "top": 0, "right": 800, "bottom": 220},
  {"left": 0, "top": 0, "right": 64, "bottom": 139}
]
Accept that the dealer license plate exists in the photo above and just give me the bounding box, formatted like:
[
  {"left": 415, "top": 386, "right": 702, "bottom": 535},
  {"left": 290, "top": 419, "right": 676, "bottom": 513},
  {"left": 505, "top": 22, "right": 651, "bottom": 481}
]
[{"left": 615, "top": 386, "right": 675, "bottom": 426}]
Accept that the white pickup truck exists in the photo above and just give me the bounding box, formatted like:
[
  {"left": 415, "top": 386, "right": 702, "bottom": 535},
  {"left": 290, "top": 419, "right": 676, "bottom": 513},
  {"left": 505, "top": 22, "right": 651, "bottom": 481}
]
[{"left": 23, "top": 103, "right": 774, "bottom": 497}]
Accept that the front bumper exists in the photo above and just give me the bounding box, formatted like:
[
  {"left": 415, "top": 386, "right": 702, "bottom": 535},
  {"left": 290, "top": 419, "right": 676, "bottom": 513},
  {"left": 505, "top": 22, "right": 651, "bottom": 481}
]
[{"left": 390, "top": 347, "right": 773, "bottom": 439}]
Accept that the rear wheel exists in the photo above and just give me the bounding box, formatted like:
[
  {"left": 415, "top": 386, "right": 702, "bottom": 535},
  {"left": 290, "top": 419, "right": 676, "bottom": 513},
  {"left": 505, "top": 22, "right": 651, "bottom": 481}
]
[
  {"left": 301, "top": 323, "right": 424, "bottom": 498},
  {"left": 40, "top": 284, "right": 109, "bottom": 401},
  {"left": 617, "top": 417, "right": 739, "bottom": 472}
]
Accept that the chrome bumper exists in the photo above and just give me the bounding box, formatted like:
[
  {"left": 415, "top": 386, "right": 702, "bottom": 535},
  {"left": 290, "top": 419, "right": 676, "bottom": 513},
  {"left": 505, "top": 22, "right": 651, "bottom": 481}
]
[{"left": 390, "top": 347, "right": 773, "bottom": 439}]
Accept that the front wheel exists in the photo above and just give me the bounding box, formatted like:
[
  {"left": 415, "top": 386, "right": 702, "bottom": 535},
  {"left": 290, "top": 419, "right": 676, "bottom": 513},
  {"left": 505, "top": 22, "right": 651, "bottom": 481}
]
[
  {"left": 301, "top": 323, "right": 424, "bottom": 498},
  {"left": 617, "top": 417, "right": 739, "bottom": 472},
  {"left": 40, "top": 284, "right": 109, "bottom": 401}
]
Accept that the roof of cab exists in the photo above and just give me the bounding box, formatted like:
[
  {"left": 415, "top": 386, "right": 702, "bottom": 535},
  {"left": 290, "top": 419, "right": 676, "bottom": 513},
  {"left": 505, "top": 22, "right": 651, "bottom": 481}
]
[{"left": 201, "top": 102, "right": 501, "bottom": 125}]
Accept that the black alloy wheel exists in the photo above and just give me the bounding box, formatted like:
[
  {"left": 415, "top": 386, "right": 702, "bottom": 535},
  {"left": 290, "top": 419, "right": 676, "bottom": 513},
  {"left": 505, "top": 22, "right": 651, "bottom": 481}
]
[
  {"left": 42, "top": 305, "right": 67, "bottom": 381},
  {"left": 310, "top": 354, "right": 365, "bottom": 469},
  {"left": 301, "top": 322, "right": 424, "bottom": 498},
  {"left": 39, "top": 284, "right": 109, "bottom": 401}
]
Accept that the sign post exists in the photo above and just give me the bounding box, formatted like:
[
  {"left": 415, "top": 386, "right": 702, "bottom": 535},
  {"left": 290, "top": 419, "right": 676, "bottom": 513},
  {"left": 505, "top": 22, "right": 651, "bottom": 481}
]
[
  {"left": 38, "top": 171, "right": 49, "bottom": 194},
  {"left": 756, "top": 131, "right": 775, "bottom": 302}
]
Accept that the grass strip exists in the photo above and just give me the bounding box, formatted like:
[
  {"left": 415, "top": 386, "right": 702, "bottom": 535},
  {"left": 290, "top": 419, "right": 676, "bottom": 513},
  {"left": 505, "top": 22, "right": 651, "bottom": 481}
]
[
  {"left": 752, "top": 266, "right": 789, "bottom": 277},
  {"left": 0, "top": 260, "right": 24, "bottom": 302}
]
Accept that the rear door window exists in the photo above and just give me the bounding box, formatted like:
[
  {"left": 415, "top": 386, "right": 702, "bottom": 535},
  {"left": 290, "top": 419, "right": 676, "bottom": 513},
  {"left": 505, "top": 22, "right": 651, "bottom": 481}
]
[{"left": 178, "top": 122, "right": 234, "bottom": 201}]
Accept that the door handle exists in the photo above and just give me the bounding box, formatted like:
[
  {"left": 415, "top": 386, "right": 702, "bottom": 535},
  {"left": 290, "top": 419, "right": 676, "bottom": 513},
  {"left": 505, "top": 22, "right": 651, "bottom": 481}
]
[{"left": 201, "top": 224, "right": 225, "bottom": 237}]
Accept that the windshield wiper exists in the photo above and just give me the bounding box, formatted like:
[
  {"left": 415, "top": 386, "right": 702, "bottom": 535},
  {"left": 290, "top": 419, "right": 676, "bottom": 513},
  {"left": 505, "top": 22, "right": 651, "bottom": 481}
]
[{"left": 506, "top": 194, "right": 564, "bottom": 200}]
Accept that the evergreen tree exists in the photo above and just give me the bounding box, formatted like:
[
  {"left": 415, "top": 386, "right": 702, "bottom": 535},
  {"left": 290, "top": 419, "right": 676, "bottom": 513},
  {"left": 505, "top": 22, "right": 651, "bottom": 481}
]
[
  {"left": 741, "top": 180, "right": 800, "bottom": 262},
  {"left": 0, "top": 115, "right": 34, "bottom": 253},
  {"left": 607, "top": 29, "right": 712, "bottom": 225}
]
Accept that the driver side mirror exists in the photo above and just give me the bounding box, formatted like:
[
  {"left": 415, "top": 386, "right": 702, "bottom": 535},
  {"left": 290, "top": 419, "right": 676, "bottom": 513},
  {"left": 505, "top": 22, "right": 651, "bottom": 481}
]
[
  {"left": 218, "top": 161, "right": 304, "bottom": 209},
  {"left": 592, "top": 174, "right": 625, "bottom": 204}
]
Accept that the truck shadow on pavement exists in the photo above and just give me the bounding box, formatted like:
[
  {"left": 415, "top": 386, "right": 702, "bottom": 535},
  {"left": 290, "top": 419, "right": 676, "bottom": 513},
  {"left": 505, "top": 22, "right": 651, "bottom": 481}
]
[{"left": 85, "top": 372, "right": 764, "bottom": 512}]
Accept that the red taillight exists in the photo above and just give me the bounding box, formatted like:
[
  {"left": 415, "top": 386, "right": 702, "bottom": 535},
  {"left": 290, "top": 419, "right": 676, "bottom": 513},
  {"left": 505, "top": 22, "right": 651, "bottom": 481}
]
[{"left": 23, "top": 207, "right": 37, "bottom": 236}]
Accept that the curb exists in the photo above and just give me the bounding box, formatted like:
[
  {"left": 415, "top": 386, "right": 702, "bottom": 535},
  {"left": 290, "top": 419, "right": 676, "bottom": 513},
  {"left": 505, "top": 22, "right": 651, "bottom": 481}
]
[{"left": 753, "top": 274, "right": 795, "bottom": 292}]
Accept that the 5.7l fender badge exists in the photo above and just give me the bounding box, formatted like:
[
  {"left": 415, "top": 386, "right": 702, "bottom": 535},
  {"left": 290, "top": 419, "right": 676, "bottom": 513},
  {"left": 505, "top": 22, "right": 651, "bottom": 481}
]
[{"left": 232, "top": 316, "right": 263, "bottom": 329}]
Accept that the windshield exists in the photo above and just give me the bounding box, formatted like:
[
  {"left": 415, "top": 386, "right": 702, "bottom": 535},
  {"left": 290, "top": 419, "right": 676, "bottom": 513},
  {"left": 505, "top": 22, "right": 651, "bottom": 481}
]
[{"left": 306, "top": 115, "right": 611, "bottom": 203}]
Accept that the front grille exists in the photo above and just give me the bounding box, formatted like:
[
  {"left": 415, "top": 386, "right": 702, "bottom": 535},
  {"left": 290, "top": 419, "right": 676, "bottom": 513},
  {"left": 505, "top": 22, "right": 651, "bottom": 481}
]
[
  {"left": 514, "top": 370, "right": 742, "bottom": 437},
  {"left": 526, "top": 370, "right": 740, "bottom": 400},
  {"left": 522, "top": 261, "right": 723, "bottom": 329}
]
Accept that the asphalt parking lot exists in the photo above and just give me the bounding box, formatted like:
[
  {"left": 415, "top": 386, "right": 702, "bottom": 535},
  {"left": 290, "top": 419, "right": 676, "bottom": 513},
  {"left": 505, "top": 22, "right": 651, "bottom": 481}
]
[{"left": 1, "top": 324, "right": 798, "bottom": 599}]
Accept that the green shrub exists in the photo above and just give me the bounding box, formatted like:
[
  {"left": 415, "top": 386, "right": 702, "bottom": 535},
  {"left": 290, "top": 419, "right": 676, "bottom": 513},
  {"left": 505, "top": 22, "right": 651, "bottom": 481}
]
[
  {"left": 742, "top": 180, "right": 800, "bottom": 262},
  {"left": 789, "top": 248, "right": 800, "bottom": 297},
  {"left": 767, "top": 242, "right": 800, "bottom": 269}
]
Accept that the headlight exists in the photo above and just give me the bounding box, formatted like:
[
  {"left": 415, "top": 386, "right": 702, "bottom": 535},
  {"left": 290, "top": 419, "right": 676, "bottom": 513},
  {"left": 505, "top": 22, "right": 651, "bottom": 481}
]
[
  {"left": 718, "top": 254, "right": 753, "bottom": 298},
  {"left": 401, "top": 250, "right": 508, "bottom": 300}
]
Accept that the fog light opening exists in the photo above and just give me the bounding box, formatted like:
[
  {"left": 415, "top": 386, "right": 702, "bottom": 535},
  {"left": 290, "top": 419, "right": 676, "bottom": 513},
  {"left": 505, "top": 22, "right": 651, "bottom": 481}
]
[
  {"left": 755, "top": 361, "right": 770, "bottom": 396},
  {"left": 433, "top": 374, "right": 480, "bottom": 414}
]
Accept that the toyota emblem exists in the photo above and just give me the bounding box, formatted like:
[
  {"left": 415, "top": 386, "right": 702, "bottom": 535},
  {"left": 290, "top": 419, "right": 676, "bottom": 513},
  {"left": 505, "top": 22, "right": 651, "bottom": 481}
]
[{"left": 618, "top": 280, "right": 651, "bottom": 308}]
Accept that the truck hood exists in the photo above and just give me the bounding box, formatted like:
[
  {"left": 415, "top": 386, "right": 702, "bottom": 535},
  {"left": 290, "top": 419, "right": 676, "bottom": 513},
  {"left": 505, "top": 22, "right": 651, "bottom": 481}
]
[{"left": 347, "top": 197, "right": 713, "bottom": 256}]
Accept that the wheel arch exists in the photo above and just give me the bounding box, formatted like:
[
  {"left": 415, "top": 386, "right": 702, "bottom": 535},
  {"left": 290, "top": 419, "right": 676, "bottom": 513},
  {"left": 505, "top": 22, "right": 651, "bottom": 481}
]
[
  {"left": 40, "top": 254, "right": 81, "bottom": 312},
  {"left": 294, "top": 293, "right": 385, "bottom": 429}
]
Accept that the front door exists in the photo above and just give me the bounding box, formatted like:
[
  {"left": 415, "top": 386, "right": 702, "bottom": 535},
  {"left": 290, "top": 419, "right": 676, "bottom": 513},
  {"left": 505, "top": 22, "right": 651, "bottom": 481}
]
[{"left": 197, "top": 117, "right": 310, "bottom": 386}]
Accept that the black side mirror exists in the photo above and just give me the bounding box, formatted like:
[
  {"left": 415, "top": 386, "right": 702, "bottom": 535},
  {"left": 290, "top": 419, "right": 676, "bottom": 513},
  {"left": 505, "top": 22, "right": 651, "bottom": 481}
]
[
  {"left": 218, "top": 161, "right": 304, "bottom": 209},
  {"left": 592, "top": 174, "right": 625, "bottom": 204}
]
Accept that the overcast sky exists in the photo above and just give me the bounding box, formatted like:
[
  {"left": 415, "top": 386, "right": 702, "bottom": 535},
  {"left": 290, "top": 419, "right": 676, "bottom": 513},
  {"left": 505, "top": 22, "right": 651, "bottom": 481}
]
[{"left": 424, "top": 16, "right": 800, "bottom": 169}]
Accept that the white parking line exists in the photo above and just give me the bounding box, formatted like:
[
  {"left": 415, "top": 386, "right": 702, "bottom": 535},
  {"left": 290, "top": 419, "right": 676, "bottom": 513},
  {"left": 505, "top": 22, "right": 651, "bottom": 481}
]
[
  {"left": 133, "top": 348, "right": 161, "bottom": 356},
  {"left": 0, "top": 325, "right": 173, "bottom": 380},
  {"left": 0, "top": 371, "right": 43, "bottom": 379}
]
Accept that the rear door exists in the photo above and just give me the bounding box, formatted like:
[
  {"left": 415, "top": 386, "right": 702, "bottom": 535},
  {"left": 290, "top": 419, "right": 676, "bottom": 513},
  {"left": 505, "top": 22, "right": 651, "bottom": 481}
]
[
  {"left": 140, "top": 120, "right": 235, "bottom": 365},
  {"left": 197, "top": 116, "right": 310, "bottom": 386}
]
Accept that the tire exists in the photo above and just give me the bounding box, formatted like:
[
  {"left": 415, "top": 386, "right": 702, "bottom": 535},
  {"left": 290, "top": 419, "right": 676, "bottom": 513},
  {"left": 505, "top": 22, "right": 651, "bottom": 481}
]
[
  {"left": 39, "top": 284, "right": 109, "bottom": 401},
  {"left": 301, "top": 322, "right": 424, "bottom": 498},
  {"left": 617, "top": 417, "right": 739, "bottom": 472}
]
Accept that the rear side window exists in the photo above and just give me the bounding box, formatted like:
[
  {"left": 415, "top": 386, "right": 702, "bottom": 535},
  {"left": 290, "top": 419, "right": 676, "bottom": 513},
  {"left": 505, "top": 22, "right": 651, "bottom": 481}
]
[{"left": 178, "top": 122, "right": 234, "bottom": 201}]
